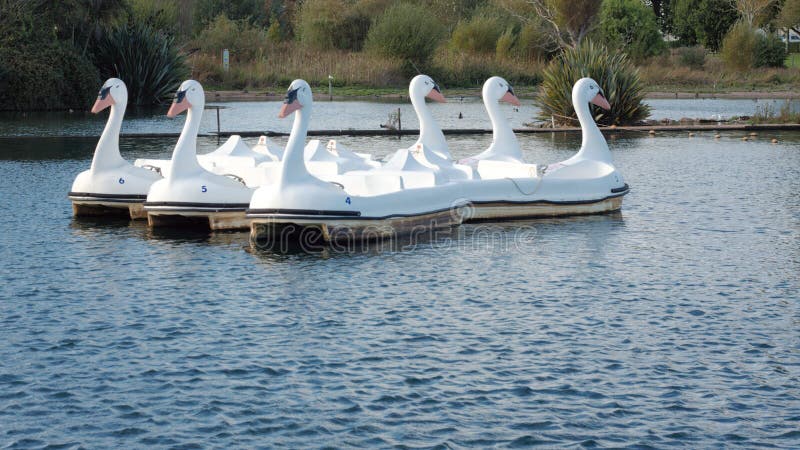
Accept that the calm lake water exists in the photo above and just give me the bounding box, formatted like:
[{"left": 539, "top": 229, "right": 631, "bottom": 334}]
[
  {"left": 1, "top": 123, "right": 799, "bottom": 448},
  {"left": 1, "top": 97, "right": 799, "bottom": 137}
]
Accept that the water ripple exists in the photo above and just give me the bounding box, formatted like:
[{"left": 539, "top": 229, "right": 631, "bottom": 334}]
[{"left": 1, "top": 134, "right": 799, "bottom": 448}]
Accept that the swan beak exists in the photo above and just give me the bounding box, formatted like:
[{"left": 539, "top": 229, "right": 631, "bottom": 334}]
[
  {"left": 278, "top": 101, "right": 301, "bottom": 118},
  {"left": 279, "top": 88, "right": 302, "bottom": 118},
  {"left": 167, "top": 89, "right": 190, "bottom": 118},
  {"left": 426, "top": 84, "right": 446, "bottom": 103},
  {"left": 91, "top": 87, "right": 114, "bottom": 113},
  {"left": 591, "top": 92, "right": 611, "bottom": 111},
  {"left": 500, "top": 91, "right": 521, "bottom": 107}
]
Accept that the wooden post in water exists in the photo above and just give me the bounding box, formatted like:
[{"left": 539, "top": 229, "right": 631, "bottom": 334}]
[
  {"left": 216, "top": 107, "right": 221, "bottom": 144},
  {"left": 397, "top": 107, "right": 401, "bottom": 140}
]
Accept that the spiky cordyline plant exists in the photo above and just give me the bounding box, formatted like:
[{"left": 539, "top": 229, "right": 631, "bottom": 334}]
[
  {"left": 536, "top": 41, "right": 650, "bottom": 126},
  {"left": 94, "top": 23, "right": 189, "bottom": 106}
]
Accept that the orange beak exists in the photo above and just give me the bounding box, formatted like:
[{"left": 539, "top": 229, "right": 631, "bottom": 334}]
[
  {"left": 279, "top": 100, "right": 302, "bottom": 118},
  {"left": 91, "top": 96, "right": 114, "bottom": 114},
  {"left": 167, "top": 100, "right": 191, "bottom": 118},
  {"left": 426, "top": 88, "right": 446, "bottom": 103},
  {"left": 591, "top": 92, "right": 611, "bottom": 110},
  {"left": 500, "top": 91, "right": 521, "bottom": 107}
]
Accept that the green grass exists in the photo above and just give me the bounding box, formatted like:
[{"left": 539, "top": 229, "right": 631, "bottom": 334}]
[{"left": 786, "top": 53, "right": 800, "bottom": 68}]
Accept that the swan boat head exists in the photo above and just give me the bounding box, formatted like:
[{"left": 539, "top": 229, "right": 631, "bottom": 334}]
[
  {"left": 573, "top": 77, "right": 611, "bottom": 112},
  {"left": 92, "top": 78, "right": 126, "bottom": 113},
  {"left": 168, "top": 79, "right": 205, "bottom": 118},
  {"left": 484, "top": 76, "right": 521, "bottom": 107},
  {"left": 279, "top": 79, "right": 313, "bottom": 119},
  {"left": 410, "top": 74, "right": 446, "bottom": 104}
]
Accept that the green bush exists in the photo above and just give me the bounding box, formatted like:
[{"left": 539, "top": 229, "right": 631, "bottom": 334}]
[
  {"left": 335, "top": 11, "right": 372, "bottom": 51},
  {"left": 196, "top": 14, "right": 267, "bottom": 60},
  {"left": 599, "top": 0, "right": 666, "bottom": 62},
  {"left": 193, "top": 0, "right": 269, "bottom": 31},
  {"left": 365, "top": 3, "right": 446, "bottom": 68},
  {"left": 496, "top": 28, "right": 516, "bottom": 59},
  {"left": 677, "top": 46, "right": 706, "bottom": 69},
  {"left": 515, "top": 21, "right": 558, "bottom": 59},
  {"left": 94, "top": 23, "right": 189, "bottom": 105},
  {"left": 0, "top": 41, "right": 99, "bottom": 111},
  {"left": 755, "top": 34, "right": 787, "bottom": 68},
  {"left": 296, "top": 0, "right": 372, "bottom": 51},
  {"left": 450, "top": 15, "right": 505, "bottom": 54},
  {"left": 536, "top": 41, "right": 650, "bottom": 126},
  {"left": 129, "top": 0, "right": 179, "bottom": 32},
  {"left": 720, "top": 22, "right": 759, "bottom": 70}
]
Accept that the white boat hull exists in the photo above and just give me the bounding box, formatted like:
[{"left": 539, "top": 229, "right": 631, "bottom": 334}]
[
  {"left": 469, "top": 187, "right": 627, "bottom": 221},
  {"left": 68, "top": 193, "right": 149, "bottom": 219},
  {"left": 249, "top": 207, "right": 460, "bottom": 245},
  {"left": 144, "top": 203, "right": 250, "bottom": 230}
]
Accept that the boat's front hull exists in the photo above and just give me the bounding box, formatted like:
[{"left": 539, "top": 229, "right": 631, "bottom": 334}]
[
  {"left": 144, "top": 202, "right": 250, "bottom": 230},
  {"left": 68, "top": 192, "right": 148, "bottom": 219},
  {"left": 248, "top": 208, "right": 460, "bottom": 246},
  {"left": 468, "top": 186, "right": 628, "bottom": 221}
]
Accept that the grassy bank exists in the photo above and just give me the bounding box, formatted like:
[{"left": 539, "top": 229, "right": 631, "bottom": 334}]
[
  {"left": 193, "top": 44, "right": 800, "bottom": 99},
  {"left": 639, "top": 52, "right": 800, "bottom": 94},
  {"left": 191, "top": 44, "right": 545, "bottom": 92}
]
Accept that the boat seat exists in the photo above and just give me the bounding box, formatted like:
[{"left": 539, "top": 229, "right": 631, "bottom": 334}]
[
  {"left": 451, "top": 163, "right": 479, "bottom": 180},
  {"left": 134, "top": 158, "right": 173, "bottom": 178},
  {"left": 362, "top": 173, "right": 404, "bottom": 196},
  {"left": 477, "top": 160, "right": 540, "bottom": 180},
  {"left": 306, "top": 160, "right": 341, "bottom": 177},
  {"left": 545, "top": 160, "right": 614, "bottom": 179}
]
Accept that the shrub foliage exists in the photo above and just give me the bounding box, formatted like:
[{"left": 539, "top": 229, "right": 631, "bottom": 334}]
[
  {"left": 599, "top": 0, "right": 666, "bottom": 62},
  {"left": 536, "top": 42, "right": 650, "bottom": 126},
  {"left": 365, "top": 3, "right": 446, "bottom": 68},
  {"left": 94, "top": 24, "right": 189, "bottom": 105}
]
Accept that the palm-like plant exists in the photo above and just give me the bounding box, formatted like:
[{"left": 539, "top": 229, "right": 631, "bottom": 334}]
[
  {"left": 536, "top": 41, "right": 650, "bottom": 126},
  {"left": 93, "top": 23, "right": 189, "bottom": 106}
]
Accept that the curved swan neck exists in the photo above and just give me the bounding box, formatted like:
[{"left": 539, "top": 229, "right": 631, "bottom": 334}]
[
  {"left": 170, "top": 105, "right": 203, "bottom": 175},
  {"left": 279, "top": 106, "right": 312, "bottom": 186},
  {"left": 91, "top": 101, "right": 127, "bottom": 171},
  {"left": 411, "top": 92, "right": 450, "bottom": 159},
  {"left": 485, "top": 95, "right": 519, "bottom": 156},
  {"left": 573, "top": 94, "right": 611, "bottom": 164}
]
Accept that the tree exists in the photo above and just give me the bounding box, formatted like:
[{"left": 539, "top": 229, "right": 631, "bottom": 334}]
[
  {"left": 731, "top": 0, "right": 776, "bottom": 26},
  {"left": 647, "top": 0, "right": 675, "bottom": 33},
  {"left": 600, "top": 0, "right": 666, "bottom": 61},
  {"left": 493, "top": 0, "right": 601, "bottom": 48},
  {"left": 35, "top": 0, "right": 128, "bottom": 55},
  {"left": 672, "top": 0, "right": 739, "bottom": 50}
]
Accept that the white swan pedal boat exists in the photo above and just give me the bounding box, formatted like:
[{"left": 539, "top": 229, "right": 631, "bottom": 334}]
[
  {"left": 68, "top": 78, "right": 162, "bottom": 219},
  {"left": 460, "top": 76, "right": 629, "bottom": 221},
  {"left": 247, "top": 77, "right": 628, "bottom": 244},
  {"left": 143, "top": 80, "right": 254, "bottom": 230}
]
